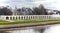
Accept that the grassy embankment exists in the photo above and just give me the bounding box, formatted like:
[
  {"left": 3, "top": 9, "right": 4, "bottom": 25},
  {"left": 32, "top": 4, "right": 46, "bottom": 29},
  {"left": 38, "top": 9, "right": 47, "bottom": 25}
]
[{"left": 0, "top": 19, "right": 60, "bottom": 25}]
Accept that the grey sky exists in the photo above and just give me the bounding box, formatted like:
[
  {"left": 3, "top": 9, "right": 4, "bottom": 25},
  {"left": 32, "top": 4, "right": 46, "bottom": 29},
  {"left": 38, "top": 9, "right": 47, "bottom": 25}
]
[{"left": 0, "top": 0, "right": 60, "bottom": 10}]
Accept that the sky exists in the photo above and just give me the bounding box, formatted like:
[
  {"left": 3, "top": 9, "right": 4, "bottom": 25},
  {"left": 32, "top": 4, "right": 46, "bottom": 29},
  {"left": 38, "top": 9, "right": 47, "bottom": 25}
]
[{"left": 0, "top": 0, "right": 60, "bottom": 10}]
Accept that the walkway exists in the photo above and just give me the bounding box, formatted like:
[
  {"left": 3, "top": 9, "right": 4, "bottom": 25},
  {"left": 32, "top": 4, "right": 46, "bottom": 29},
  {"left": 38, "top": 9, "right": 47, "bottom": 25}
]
[{"left": 0, "top": 21, "right": 60, "bottom": 31}]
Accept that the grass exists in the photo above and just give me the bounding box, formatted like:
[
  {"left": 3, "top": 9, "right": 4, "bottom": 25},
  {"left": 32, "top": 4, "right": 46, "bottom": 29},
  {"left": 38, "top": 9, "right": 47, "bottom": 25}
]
[
  {"left": 0, "top": 19, "right": 60, "bottom": 25},
  {"left": 0, "top": 20, "right": 9, "bottom": 22}
]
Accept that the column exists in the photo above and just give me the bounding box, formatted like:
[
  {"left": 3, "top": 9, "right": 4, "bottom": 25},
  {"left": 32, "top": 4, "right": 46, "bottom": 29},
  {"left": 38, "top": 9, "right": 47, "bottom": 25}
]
[
  {"left": 27, "top": 16, "right": 29, "bottom": 20},
  {"left": 34, "top": 15, "right": 35, "bottom": 19},
  {"left": 37, "top": 15, "right": 39, "bottom": 20},
  {"left": 19, "top": 16, "right": 20, "bottom": 20},
  {"left": 30, "top": 16, "right": 31, "bottom": 20},
  {"left": 4, "top": 16, "right": 6, "bottom": 20},
  {"left": 32, "top": 16, "right": 33, "bottom": 20},
  {"left": 17, "top": 16, "right": 19, "bottom": 20},
  {"left": 9, "top": 16, "right": 10, "bottom": 20},
  {"left": 13, "top": 16, "right": 14, "bottom": 20},
  {"left": 20, "top": 16, "right": 21, "bottom": 20},
  {"left": 21, "top": 16, "right": 23, "bottom": 20},
  {"left": 23, "top": 16, "right": 24, "bottom": 20},
  {"left": 15, "top": 16, "right": 16, "bottom": 20},
  {"left": 12, "top": 16, "right": 13, "bottom": 20},
  {"left": 25, "top": 16, "right": 26, "bottom": 20}
]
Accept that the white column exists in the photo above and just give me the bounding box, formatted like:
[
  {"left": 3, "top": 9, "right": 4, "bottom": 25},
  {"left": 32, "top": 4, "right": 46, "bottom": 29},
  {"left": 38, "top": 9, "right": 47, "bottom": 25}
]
[
  {"left": 35, "top": 16, "right": 37, "bottom": 20},
  {"left": 31, "top": 16, "right": 32, "bottom": 20},
  {"left": 9, "top": 16, "right": 10, "bottom": 20},
  {"left": 23, "top": 16, "right": 24, "bottom": 20},
  {"left": 34, "top": 16, "right": 36, "bottom": 20},
  {"left": 3, "top": 16, "right": 5, "bottom": 20},
  {"left": 46, "top": 15, "right": 47, "bottom": 19},
  {"left": 14, "top": 16, "right": 16, "bottom": 20},
  {"left": 39, "top": 16, "right": 41, "bottom": 19},
  {"left": 32, "top": 16, "right": 33, "bottom": 20},
  {"left": 30, "top": 16, "right": 32, "bottom": 19},
  {"left": 17, "top": 16, "right": 19, "bottom": 20},
  {"left": 13, "top": 16, "right": 15, "bottom": 20},
  {"left": 21, "top": 16, "right": 23, "bottom": 20},
  {"left": 27, "top": 16, "right": 29, "bottom": 20},
  {"left": 12, "top": 16, "right": 13, "bottom": 20},
  {"left": 47, "top": 15, "right": 48, "bottom": 19},
  {"left": 32, "top": 16, "right": 34, "bottom": 20},
  {"left": 16, "top": 16, "right": 17, "bottom": 20},
  {"left": 37, "top": 15, "right": 39, "bottom": 20},
  {"left": 43, "top": 16, "right": 44, "bottom": 19},
  {"left": 29, "top": 16, "right": 31, "bottom": 20},
  {"left": 20, "top": 16, "right": 21, "bottom": 20},
  {"left": 19, "top": 16, "right": 20, "bottom": 20},
  {"left": 4, "top": 16, "right": 6, "bottom": 20},
  {"left": 38, "top": 15, "right": 39, "bottom": 20},
  {"left": 25, "top": 16, "right": 26, "bottom": 20}
]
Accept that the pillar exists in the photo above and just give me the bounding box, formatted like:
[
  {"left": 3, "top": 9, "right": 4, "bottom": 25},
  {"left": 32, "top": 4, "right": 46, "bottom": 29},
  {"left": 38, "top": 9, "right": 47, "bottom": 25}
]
[
  {"left": 9, "top": 16, "right": 10, "bottom": 20},
  {"left": 12, "top": 16, "right": 13, "bottom": 20},
  {"left": 15, "top": 16, "right": 16, "bottom": 20},
  {"left": 25, "top": 16, "right": 26, "bottom": 20},
  {"left": 27, "top": 16, "right": 29, "bottom": 20},
  {"left": 20, "top": 16, "right": 21, "bottom": 20},
  {"left": 23, "top": 16, "right": 24, "bottom": 20},
  {"left": 29, "top": 16, "right": 31, "bottom": 20}
]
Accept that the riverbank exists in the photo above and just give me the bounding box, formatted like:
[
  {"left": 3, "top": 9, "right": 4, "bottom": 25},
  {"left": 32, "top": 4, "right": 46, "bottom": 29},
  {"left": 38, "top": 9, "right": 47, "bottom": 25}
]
[
  {"left": 0, "top": 21, "right": 60, "bottom": 29},
  {"left": 0, "top": 20, "right": 60, "bottom": 31},
  {"left": 0, "top": 19, "right": 60, "bottom": 25}
]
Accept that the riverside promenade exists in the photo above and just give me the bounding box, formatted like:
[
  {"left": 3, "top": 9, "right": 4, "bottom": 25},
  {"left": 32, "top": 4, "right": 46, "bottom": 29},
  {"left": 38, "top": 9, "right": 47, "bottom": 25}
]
[{"left": 0, "top": 21, "right": 60, "bottom": 31}]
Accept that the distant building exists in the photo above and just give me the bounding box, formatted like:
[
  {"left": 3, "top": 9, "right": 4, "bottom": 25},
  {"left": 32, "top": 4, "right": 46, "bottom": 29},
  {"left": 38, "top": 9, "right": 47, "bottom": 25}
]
[
  {"left": 46, "top": 9, "right": 54, "bottom": 15},
  {"left": 46, "top": 9, "right": 60, "bottom": 15}
]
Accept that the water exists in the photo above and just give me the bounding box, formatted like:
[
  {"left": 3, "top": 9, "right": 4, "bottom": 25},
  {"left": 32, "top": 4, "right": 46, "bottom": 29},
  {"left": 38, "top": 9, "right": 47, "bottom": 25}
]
[
  {"left": 1, "top": 29, "right": 42, "bottom": 33},
  {"left": 43, "top": 24, "right": 60, "bottom": 33},
  {"left": 0, "top": 24, "right": 60, "bottom": 33}
]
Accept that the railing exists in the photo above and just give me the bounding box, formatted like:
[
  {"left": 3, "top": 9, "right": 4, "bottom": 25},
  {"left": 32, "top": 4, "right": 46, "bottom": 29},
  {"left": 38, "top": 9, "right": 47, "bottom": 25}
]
[{"left": 0, "top": 15, "right": 60, "bottom": 20}]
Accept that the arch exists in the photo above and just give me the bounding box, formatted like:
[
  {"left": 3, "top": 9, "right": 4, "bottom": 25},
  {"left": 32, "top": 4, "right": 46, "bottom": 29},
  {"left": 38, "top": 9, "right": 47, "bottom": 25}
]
[{"left": 6, "top": 17, "right": 9, "bottom": 20}]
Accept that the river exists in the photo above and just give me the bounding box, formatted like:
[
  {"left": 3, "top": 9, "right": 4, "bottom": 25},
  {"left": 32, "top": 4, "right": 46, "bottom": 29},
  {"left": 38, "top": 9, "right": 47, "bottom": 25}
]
[{"left": 0, "top": 24, "right": 60, "bottom": 33}]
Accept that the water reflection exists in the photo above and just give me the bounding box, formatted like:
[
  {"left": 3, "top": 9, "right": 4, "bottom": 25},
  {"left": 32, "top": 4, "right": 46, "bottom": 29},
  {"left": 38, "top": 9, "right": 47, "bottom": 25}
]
[
  {"left": 43, "top": 24, "right": 60, "bottom": 33},
  {"left": 0, "top": 31, "right": 9, "bottom": 33},
  {"left": 7, "top": 29, "right": 41, "bottom": 33},
  {"left": 0, "top": 24, "right": 60, "bottom": 33}
]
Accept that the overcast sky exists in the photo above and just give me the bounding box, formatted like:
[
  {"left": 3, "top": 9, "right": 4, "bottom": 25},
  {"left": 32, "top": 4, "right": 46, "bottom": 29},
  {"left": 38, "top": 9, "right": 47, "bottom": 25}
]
[{"left": 0, "top": 0, "right": 60, "bottom": 10}]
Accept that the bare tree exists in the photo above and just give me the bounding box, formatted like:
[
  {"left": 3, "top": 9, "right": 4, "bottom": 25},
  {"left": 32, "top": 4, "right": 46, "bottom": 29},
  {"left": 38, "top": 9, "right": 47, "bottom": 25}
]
[
  {"left": 33, "top": 7, "right": 40, "bottom": 15},
  {"left": 39, "top": 4, "right": 46, "bottom": 15},
  {"left": 17, "top": 7, "right": 33, "bottom": 15},
  {"left": 0, "top": 7, "right": 12, "bottom": 15}
]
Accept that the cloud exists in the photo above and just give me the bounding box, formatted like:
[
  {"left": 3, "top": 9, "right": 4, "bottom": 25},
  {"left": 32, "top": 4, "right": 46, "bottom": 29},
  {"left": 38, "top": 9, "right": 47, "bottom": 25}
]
[
  {"left": 0, "top": 0, "right": 60, "bottom": 10},
  {"left": 42, "top": 0, "right": 60, "bottom": 10},
  {"left": 2, "top": 0, "right": 34, "bottom": 8},
  {"left": 32, "top": 0, "right": 60, "bottom": 10},
  {"left": 0, "top": 0, "right": 42, "bottom": 8}
]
